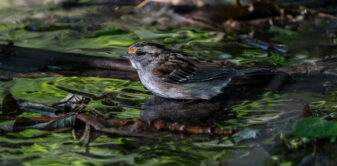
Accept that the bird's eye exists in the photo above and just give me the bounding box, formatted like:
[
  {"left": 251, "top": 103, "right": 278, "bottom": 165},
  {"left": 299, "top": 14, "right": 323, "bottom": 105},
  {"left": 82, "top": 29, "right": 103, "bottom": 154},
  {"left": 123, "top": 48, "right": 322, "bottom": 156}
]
[{"left": 136, "top": 51, "right": 146, "bottom": 56}]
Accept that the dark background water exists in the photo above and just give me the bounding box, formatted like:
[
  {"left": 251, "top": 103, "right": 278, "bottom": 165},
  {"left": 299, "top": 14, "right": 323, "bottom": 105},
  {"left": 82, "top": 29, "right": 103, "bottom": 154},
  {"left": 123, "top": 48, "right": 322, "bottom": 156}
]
[{"left": 0, "top": 0, "right": 337, "bottom": 165}]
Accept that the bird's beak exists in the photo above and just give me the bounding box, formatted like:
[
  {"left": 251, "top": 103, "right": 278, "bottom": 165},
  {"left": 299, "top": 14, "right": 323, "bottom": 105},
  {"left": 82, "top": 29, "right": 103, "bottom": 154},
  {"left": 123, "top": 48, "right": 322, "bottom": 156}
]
[{"left": 120, "top": 52, "right": 129, "bottom": 58}]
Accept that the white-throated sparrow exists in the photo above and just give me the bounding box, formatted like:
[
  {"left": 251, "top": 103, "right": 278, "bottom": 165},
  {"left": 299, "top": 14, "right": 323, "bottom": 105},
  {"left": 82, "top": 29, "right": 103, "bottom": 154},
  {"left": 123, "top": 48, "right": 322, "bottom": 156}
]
[{"left": 126, "top": 41, "right": 268, "bottom": 100}]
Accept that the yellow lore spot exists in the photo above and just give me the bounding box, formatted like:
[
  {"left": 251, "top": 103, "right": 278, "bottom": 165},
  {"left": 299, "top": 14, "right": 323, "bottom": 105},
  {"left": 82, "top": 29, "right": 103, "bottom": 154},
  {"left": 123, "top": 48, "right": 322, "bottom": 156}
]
[{"left": 128, "top": 47, "right": 138, "bottom": 54}]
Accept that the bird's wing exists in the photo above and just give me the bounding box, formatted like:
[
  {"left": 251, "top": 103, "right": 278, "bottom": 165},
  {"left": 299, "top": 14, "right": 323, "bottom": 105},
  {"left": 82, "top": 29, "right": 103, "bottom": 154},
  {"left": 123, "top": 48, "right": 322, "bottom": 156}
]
[{"left": 152, "top": 53, "right": 236, "bottom": 83}]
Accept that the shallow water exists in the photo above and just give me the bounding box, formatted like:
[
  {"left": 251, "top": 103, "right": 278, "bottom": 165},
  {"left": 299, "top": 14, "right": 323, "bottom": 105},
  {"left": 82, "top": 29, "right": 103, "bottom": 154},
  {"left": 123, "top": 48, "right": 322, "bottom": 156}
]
[{"left": 0, "top": 1, "right": 337, "bottom": 165}]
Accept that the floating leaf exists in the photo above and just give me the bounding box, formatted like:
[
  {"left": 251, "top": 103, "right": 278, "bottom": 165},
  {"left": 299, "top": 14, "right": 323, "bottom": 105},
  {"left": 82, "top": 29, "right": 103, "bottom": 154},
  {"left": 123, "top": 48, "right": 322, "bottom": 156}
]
[
  {"left": 1, "top": 93, "right": 21, "bottom": 115},
  {"left": 232, "top": 128, "right": 260, "bottom": 143},
  {"left": 13, "top": 114, "right": 76, "bottom": 131},
  {"left": 292, "top": 117, "right": 337, "bottom": 137}
]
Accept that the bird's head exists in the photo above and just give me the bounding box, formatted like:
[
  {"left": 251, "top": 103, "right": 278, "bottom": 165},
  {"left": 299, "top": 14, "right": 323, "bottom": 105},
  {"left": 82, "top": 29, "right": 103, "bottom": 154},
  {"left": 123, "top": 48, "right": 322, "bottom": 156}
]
[{"left": 126, "top": 41, "right": 167, "bottom": 70}]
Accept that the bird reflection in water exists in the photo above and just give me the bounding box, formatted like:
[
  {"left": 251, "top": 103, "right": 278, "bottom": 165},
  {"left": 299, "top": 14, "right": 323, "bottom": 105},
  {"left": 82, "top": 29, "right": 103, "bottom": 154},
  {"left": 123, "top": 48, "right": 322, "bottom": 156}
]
[{"left": 139, "top": 71, "right": 288, "bottom": 125}]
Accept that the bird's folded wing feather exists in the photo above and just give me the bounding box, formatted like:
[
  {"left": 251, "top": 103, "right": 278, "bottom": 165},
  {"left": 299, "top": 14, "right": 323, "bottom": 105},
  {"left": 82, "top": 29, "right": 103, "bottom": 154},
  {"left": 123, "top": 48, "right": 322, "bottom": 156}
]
[{"left": 152, "top": 53, "right": 236, "bottom": 83}]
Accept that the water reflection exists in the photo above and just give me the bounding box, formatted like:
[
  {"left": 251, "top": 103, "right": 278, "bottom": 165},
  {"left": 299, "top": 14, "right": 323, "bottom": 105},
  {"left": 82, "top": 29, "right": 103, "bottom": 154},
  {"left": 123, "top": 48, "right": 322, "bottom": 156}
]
[
  {"left": 139, "top": 71, "right": 289, "bottom": 124},
  {"left": 139, "top": 96, "right": 226, "bottom": 123}
]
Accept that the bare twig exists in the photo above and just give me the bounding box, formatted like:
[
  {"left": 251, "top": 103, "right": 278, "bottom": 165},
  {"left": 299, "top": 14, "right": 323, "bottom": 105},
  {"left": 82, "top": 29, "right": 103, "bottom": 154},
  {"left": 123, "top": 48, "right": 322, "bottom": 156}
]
[{"left": 78, "top": 123, "right": 91, "bottom": 146}]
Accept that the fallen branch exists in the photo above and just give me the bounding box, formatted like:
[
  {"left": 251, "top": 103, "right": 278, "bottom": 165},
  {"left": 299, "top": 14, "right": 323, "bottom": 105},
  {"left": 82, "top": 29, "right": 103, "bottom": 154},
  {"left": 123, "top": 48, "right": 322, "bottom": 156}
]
[
  {"left": 0, "top": 43, "right": 138, "bottom": 81},
  {"left": 76, "top": 113, "right": 234, "bottom": 136}
]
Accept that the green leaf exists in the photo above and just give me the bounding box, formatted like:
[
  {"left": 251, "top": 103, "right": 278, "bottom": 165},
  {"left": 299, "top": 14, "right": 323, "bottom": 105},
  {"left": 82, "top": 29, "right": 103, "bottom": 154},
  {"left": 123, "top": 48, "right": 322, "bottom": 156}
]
[{"left": 291, "top": 117, "right": 337, "bottom": 137}]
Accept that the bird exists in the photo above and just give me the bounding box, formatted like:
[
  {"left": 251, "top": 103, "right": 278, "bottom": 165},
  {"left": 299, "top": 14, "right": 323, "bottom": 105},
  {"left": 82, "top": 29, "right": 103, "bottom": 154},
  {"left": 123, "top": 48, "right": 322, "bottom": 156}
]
[{"left": 126, "top": 41, "right": 272, "bottom": 100}]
